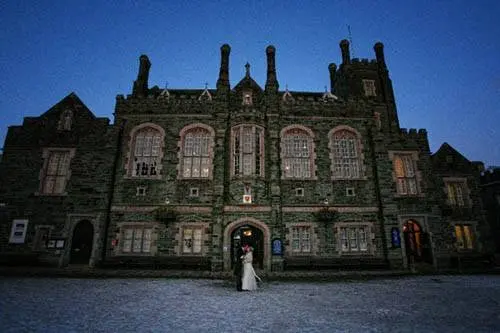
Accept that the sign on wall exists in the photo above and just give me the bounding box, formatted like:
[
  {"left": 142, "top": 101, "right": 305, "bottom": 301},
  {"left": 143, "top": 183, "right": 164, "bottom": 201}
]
[
  {"left": 272, "top": 238, "right": 282, "bottom": 256},
  {"left": 391, "top": 227, "right": 401, "bottom": 248},
  {"left": 9, "top": 219, "right": 29, "bottom": 244}
]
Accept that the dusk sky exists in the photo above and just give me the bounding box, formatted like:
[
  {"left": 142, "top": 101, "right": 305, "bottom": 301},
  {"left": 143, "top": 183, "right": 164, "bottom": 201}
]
[{"left": 1, "top": 1, "right": 499, "bottom": 166}]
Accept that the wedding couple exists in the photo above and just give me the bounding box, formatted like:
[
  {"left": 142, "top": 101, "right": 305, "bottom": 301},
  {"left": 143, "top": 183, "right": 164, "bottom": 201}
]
[{"left": 234, "top": 243, "right": 260, "bottom": 291}]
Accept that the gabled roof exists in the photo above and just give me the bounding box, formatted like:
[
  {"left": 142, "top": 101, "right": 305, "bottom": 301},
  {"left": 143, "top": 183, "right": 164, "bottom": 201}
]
[
  {"left": 232, "top": 63, "right": 263, "bottom": 93},
  {"left": 39, "top": 92, "right": 95, "bottom": 119},
  {"left": 431, "top": 142, "right": 475, "bottom": 174},
  {"left": 432, "top": 142, "right": 470, "bottom": 163}
]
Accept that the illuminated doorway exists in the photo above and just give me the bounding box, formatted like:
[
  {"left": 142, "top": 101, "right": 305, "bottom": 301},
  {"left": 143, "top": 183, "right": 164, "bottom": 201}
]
[{"left": 231, "top": 225, "right": 264, "bottom": 270}]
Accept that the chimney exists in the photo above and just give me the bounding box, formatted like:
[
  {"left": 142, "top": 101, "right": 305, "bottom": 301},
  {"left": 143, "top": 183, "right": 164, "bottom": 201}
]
[
  {"left": 132, "top": 55, "right": 151, "bottom": 97},
  {"left": 328, "top": 63, "right": 337, "bottom": 92},
  {"left": 374, "top": 42, "right": 386, "bottom": 69},
  {"left": 265, "top": 45, "right": 279, "bottom": 92},
  {"left": 340, "top": 40, "right": 350, "bottom": 65},
  {"left": 216, "top": 44, "right": 231, "bottom": 92}
]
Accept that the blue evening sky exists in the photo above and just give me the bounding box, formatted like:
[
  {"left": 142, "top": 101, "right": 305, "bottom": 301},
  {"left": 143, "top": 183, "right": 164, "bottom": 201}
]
[{"left": 1, "top": 1, "right": 499, "bottom": 166}]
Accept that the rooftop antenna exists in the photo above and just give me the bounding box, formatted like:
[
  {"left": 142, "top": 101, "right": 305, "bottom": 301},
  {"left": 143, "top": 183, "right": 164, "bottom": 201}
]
[{"left": 347, "top": 24, "right": 355, "bottom": 58}]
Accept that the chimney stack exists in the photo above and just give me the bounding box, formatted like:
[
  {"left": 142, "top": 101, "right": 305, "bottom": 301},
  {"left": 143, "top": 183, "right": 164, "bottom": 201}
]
[
  {"left": 374, "top": 42, "right": 386, "bottom": 69},
  {"left": 340, "top": 40, "right": 351, "bottom": 65},
  {"left": 265, "top": 45, "right": 279, "bottom": 92},
  {"left": 216, "top": 44, "right": 231, "bottom": 92},
  {"left": 328, "top": 63, "right": 337, "bottom": 92},
  {"left": 132, "top": 55, "right": 151, "bottom": 97}
]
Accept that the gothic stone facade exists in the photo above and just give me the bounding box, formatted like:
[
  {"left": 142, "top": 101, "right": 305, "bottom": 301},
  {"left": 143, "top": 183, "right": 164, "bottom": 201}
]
[{"left": 0, "top": 40, "right": 491, "bottom": 272}]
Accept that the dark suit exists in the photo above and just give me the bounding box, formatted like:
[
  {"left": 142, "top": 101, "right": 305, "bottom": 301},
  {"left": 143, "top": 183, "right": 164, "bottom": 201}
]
[{"left": 234, "top": 246, "right": 244, "bottom": 291}]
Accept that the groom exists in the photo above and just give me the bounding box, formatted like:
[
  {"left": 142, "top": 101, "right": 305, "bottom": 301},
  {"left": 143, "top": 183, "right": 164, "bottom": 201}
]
[{"left": 234, "top": 242, "right": 245, "bottom": 291}]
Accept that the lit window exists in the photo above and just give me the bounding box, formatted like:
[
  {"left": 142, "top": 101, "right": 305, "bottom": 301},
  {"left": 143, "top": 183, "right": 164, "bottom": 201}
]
[
  {"left": 41, "top": 150, "right": 72, "bottom": 195},
  {"left": 362, "top": 79, "right": 376, "bottom": 97},
  {"left": 131, "top": 127, "right": 162, "bottom": 177},
  {"left": 183, "top": 228, "right": 202, "bottom": 254},
  {"left": 339, "top": 227, "right": 369, "bottom": 252},
  {"left": 291, "top": 226, "right": 311, "bottom": 253},
  {"left": 454, "top": 224, "right": 474, "bottom": 250},
  {"left": 446, "top": 182, "right": 466, "bottom": 207},
  {"left": 330, "top": 129, "right": 361, "bottom": 179},
  {"left": 282, "top": 128, "right": 314, "bottom": 179},
  {"left": 181, "top": 127, "right": 212, "bottom": 178},
  {"left": 232, "top": 125, "right": 264, "bottom": 177},
  {"left": 121, "top": 227, "right": 152, "bottom": 254},
  {"left": 394, "top": 154, "right": 418, "bottom": 195}
]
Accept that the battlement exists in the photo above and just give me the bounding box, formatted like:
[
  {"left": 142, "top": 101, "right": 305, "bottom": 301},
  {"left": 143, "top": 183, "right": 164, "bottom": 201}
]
[
  {"left": 399, "top": 128, "right": 428, "bottom": 144},
  {"left": 351, "top": 58, "right": 378, "bottom": 66}
]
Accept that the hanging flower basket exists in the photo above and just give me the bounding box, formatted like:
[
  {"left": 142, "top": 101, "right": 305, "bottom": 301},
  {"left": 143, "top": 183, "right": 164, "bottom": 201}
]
[
  {"left": 155, "top": 206, "right": 178, "bottom": 223},
  {"left": 314, "top": 208, "right": 338, "bottom": 223}
]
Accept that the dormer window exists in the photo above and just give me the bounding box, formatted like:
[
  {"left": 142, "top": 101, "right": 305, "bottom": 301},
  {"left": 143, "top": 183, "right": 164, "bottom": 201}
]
[
  {"left": 362, "top": 79, "right": 376, "bottom": 97},
  {"left": 243, "top": 91, "right": 252, "bottom": 105}
]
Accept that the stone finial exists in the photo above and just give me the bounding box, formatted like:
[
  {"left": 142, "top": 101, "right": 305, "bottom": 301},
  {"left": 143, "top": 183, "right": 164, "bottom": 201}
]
[
  {"left": 340, "top": 39, "right": 350, "bottom": 65},
  {"left": 374, "top": 42, "right": 386, "bottom": 68},
  {"left": 217, "top": 43, "right": 231, "bottom": 91},
  {"left": 265, "top": 45, "right": 279, "bottom": 92},
  {"left": 328, "top": 63, "right": 337, "bottom": 92},
  {"left": 132, "top": 54, "right": 151, "bottom": 97},
  {"left": 245, "top": 62, "right": 251, "bottom": 78}
]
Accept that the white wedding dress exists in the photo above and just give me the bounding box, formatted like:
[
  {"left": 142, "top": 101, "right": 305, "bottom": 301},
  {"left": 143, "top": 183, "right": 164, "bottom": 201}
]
[{"left": 241, "top": 251, "right": 258, "bottom": 291}]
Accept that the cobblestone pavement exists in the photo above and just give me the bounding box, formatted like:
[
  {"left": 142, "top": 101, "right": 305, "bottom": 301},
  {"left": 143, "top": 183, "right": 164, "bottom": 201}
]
[{"left": 1, "top": 275, "right": 500, "bottom": 332}]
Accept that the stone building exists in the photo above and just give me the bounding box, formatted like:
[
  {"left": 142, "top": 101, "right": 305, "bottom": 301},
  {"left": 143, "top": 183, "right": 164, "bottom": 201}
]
[{"left": 0, "top": 40, "right": 493, "bottom": 272}]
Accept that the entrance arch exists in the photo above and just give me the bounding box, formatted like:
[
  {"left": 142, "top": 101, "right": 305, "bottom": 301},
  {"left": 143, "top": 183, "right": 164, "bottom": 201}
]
[
  {"left": 224, "top": 218, "right": 271, "bottom": 271},
  {"left": 70, "top": 220, "right": 94, "bottom": 264},
  {"left": 403, "top": 220, "right": 423, "bottom": 262}
]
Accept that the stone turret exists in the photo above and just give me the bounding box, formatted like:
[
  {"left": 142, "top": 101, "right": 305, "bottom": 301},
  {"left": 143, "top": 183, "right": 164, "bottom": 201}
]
[
  {"left": 374, "top": 42, "right": 386, "bottom": 69},
  {"left": 132, "top": 55, "right": 151, "bottom": 98}
]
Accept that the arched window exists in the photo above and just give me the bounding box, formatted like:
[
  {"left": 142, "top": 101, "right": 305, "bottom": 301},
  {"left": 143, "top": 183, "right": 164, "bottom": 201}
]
[
  {"left": 231, "top": 125, "right": 264, "bottom": 177},
  {"left": 179, "top": 125, "right": 214, "bottom": 179},
  {"left": 281, "top": 126, "right": 315, "bottom": 179},
  {"left": 329, "top": 128, "right": 362, "bottom": 179},
  {"left": 128, "top": 124, "right": 164, "bottom": 178}
]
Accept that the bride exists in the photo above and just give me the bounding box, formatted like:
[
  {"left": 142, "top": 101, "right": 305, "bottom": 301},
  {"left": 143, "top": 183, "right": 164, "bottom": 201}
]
[{"left": 241, "top": 245, "right": 258, "bottom": 291}]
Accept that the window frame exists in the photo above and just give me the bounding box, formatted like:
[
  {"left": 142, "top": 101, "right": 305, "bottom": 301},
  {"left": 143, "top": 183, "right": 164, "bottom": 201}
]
[
  {"left": 389, "top": 151, "right": 421, "bottom": 196},
  {"left": 280, "top": 125, "right": 316, "bottom": 180},
  {"left": 182, "top": 226, "right": 203, "bottom": 255},
  {"left": 362, "top": 79, "right": 377, "bottom": 97},
  {"left": 454, "top": 224, "right": 474, "bottom": 250},
  {"left": 291, "top": 226, "right": 312, "bottom": 254},
  {"left": 329, "top": 126, "right": 364, "bottom": 180},
  {"left": 120, "top": 226, "right": 154, "bottom": 255},
  {"left": 38, "top": 148, "right": 75, "bottom": 196},
  {"left": 125, "top": 123, "right": 165, "bottom": 179},
  {"left": 231, "top": 124, "right": 265, "bottom": 178},
  {"left": 444, "top": 178, "right": 469, "bottom": 207},
  {"left": 336, "top": 223, "right": 372, "bottom": 255},
  {"left": 177, "top": 124, "right": 215, "bottom": 180}
]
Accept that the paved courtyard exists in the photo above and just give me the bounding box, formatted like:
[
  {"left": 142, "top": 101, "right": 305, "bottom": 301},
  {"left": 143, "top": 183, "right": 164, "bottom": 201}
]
[{"left": 1, "top": 275, "right": 500, "bottom": 332}]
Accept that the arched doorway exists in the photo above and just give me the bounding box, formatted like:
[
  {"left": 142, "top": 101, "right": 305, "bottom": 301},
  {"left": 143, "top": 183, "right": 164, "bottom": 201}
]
[
  {"left": 231, "top": 225, "right": 264, "bottom": 269},
  {"left": 403, "top": 220, "right": 425, "bottom": 262},
  {"left": 70, "top": 220, "right": 94, "bottom": 264}
]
